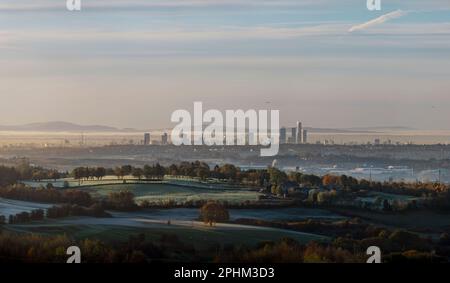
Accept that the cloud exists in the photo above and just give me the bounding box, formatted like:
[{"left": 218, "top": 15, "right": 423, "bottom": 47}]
[
  {"left": 0, "top": 0, "right": 328, "bottom": 11},
  {"left": 0, "top": 24, "right": 345, "bottom": 46},
  {"left": 349, "top": 10, "right": 409, "bottom": 33}
]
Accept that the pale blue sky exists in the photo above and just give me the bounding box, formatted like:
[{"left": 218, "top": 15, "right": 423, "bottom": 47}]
[{"left": 0, "top": 0, "right": 449, "bottom": 129}]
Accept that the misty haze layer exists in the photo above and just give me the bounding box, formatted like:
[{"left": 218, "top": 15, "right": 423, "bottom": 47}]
[{"left": 0, "top": 0, "right": 449, "bottom": 129}]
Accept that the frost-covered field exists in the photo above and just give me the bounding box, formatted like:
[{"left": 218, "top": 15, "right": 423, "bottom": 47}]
[
  {"left": 109, "top": 207, "right": 346, "bottom": 222},
  {"left": 0, "top": 198, "right": 51, "bottom": 218},
  {"left": 85, "top": 183, "right": 263, "bottom": 205},
  {"left": 356, "top": 192, "right": 422, "bottom": 204},
  {"left": 22, "top": 176, "right": 130, "bottom": 188}
]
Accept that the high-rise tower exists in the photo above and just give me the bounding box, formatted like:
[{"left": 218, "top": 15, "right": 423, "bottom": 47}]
[
  {"left": 296, "top": 121, "right": 303, "bottom": 144},
  {"left": 279, "top": 127, "right": 287, "bottom": 144},
  {"left": 144, "top": 133, "right": 151, "bottom": 145}
]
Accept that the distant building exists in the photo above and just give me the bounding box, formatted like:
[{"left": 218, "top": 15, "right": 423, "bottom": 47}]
[
  {"left": 279, "top": 128, "right": 287, "bottom": 144},
  {"left": 296, "top": 121, "right": 303, "bottom": 144},
  {"left": 374, "top": 138, "right": 381, "bottom": 145},
  {"left": 161, "top": 132, "right": 168, "bottom": 145},
  {"left": 280, "top": 122, "right": 309, "bottom": 144},
  {"left": 302, "top": 129, "right": 308, "bottom": 144},
  {"left": 144, "top": 133, "right": 151, "bottom": 145},
  {"left": 290, "top": 127, "right": 297, "bottom": 144}
]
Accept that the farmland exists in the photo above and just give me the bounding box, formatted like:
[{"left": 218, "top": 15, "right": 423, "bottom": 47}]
[
  {"left": 2, "top": 167, "right": 450, "bottom": 263},
  {"left": 22, "top": 177, "right": 264, "bottom": 205},
  {"left": 0, "top": 197, "right": 51, "bottom": 218},
  {"left": 84, "top": 183, "right": 262, "bottom": 205},
  {"left": 0, "top": 197, "right": 333, "bottom": 252}
]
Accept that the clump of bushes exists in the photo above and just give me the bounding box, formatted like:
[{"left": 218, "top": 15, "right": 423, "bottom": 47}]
[
  {"left": 106, "top": 190, "right": 139, "bottom": 211},
  {"left": 46, "top": 204, "right": 111, "bottom": 218}
]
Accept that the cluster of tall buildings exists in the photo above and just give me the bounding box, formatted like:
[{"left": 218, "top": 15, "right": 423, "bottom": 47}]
[
  {"left": 143, "top": 121, "right": 308, "bottom": 146},
  {"left": 280, "top": 121, "right": 308, "bottom": 144},
  {"left": 143, "top": 132, "right": 169, "bottom": 145}
]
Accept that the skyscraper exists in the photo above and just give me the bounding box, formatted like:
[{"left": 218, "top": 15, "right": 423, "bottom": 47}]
[
  {"left": 296, "top": 121, "right": 303, "bottom": 144},
  {"left": 279, "top": 127, "right": 287, "bottom": 144},
  {"left": 290, "top": 127, "right": 297, "bottom": 144},
  {"left": 302, "top": 129, "right": 308, "bottom": 144},
  {"left": 144, "top": 133, "right": 151, "bottom": 145}
]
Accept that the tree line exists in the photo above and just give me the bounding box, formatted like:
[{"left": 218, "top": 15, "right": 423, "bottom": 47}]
[
  {"left": 71, "top": 164, "right": 166, "bottom": 182},
  {"left": 0, "top": 164, "right": 67, "bottom": 186},
  {"left": 0, "top": 231, "right": 196, "bottom": 263},
  {"left": 0, "top": 184, "right": 93, "bottom": 206},
  {"left": 8, "top": 209, "right": 45, "bottom": 224},
  {"left": 4, "top": 204, "right": 110, "bottom": 224},
  {"left": 1, "top": 226, "right": 447, "bottom": 263},
  {"left": 70, "top": 162, "right": 242, "bottom": 183}
]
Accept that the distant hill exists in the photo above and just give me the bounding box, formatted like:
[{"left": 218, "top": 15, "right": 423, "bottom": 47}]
[
  {"left": 0, "top": 121, "right": 138, "bottom": 132},
  {"left": 0, "top": 121, "right": 414, "bottom": 134},
  {"left": 304, "top": 127, "right": 375, "bottom": 134},
  {"left": 342, "top": 126, "right": 415, "bottom": 132},
  {"left": 305, "top": 126, "right": 416, "bottom": 133}
]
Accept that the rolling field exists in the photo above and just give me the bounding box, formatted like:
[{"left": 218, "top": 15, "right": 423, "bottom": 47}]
[
  {"left": 22, "top": 178, "right": 262, "bottom": 205},
  {"left": 4, "top": 217, "right": 329, "bottom": 251},
  {"left": 0, "top": 183, "right": 336, "bottom": 251},
  {"left": 0, "top": 198, "right": 51, "bottom": 218},
  {"left": 22, "top": 176, "right": 133, "bottom": 188},
  {"left": 23, "top": 176, "right": 251, "bottom": 190},
  {"left": 110, "top": 207, "right": 347, "bottom": 222},
  {"left": 84, "top": 183, "right": 262, "bottom": 205},
  {"left": 357, "top": 192, "right": 422, "bottom": 203},
  {"left": 0, "top": 196, "right": 334, "bottom": 251}
]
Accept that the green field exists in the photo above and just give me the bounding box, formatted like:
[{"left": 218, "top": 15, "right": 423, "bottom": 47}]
[
  {"left": 23, "top": 176, "right": 248, "bottom": 189},
  {"left": 84, "top": 183, "right": 262, "bottom": 205},
  {"left": 23, "top": 176, "right": 133, "bottom": 188},
  {"left": 22, "top": 177, "right": 262, "bottom": 205}
]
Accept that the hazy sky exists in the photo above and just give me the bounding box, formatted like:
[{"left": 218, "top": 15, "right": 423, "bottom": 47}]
[{"left": 1, "top": 0, "right": 450, "bottom": 130}]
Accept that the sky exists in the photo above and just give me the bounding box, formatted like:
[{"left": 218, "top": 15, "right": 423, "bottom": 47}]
[{"left": 0, "top": 0, "right": 450, "bottom": 130}]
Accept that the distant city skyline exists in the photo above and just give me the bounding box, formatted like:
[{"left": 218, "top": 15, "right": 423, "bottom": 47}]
[
  {"left": 1, "top": 0, "right": 449, "bottom": 130},
  {"left": 0, "top": 120, "right": 436, "bottom": 132}
]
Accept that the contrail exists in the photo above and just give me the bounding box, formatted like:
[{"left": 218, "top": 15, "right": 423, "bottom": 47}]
[{"left": 349, "top": 10, "right": 408, "bottom": 33}]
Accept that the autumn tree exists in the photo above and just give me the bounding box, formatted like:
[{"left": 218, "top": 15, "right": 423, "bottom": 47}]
[
  {"left": 322, "top": 174, "right": 340, "bottom": 188},
  {"left": 199, "top": 201, "right": 229, "bottom": 226}
]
